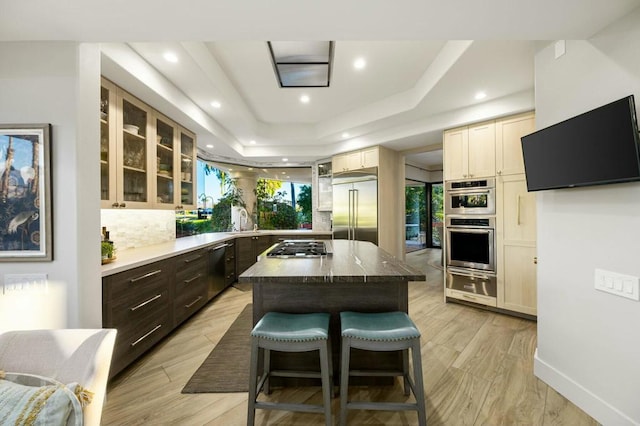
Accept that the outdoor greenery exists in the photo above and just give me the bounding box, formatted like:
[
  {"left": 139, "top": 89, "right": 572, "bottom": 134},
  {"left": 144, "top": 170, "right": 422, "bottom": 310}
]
[
  {"left": 405, "top": 183, "right": 444, "bottom": 246},
  {"left": 210, "top": 177, "right": 245, "bottom": 232},
  {"left": 177, "top": 162, "right": 313, "bottom": 236},
  {"left": 296, "top": 185, "right": 313, "bottom": 225}
]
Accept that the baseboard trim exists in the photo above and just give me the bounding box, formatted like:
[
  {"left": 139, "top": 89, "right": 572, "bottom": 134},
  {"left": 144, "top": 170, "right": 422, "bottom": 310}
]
[{"left": 534, "top": 349, "right": 637, "bottom": 426}]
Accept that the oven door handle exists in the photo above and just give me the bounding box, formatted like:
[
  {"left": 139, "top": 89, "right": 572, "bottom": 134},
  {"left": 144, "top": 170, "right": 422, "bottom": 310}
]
[
  {"left": 447, "top": 227, "right": 493, "bottom": 234},
  {"left": 447, "top": 268, "right": 491, "bottom": 280},
  {"left": 449, "top": 188, "right": 492, "bottom": 195}
]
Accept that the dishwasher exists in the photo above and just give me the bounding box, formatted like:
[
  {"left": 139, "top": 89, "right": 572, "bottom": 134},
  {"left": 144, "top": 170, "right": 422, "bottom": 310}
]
[{"left": 208, "top": 243, "right": 227, "bottom": 300}]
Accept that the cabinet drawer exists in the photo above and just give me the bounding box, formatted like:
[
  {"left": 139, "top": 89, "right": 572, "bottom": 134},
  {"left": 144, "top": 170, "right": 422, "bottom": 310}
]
[
  {"left": 106, "top": 289, "right": 170, "bottom": 331},
  {"left": 175, "top": 249, "right": 207, "bottom": 276},
  {"left": 103, "top": 260, "right": 170, "bottom": 302},
  {"left": 446, "top": 288, "right": 497, "bottom": 307},
  {"left": 174, "top": 288, "right": 207, "bottom": 326},
  {"left": 110, "top": 310, "right": 171, "bottom": 376}
]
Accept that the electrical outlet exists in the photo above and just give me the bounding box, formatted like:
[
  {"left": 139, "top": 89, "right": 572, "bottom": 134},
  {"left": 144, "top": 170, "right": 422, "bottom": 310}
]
[
  {"left": 4, "top": 273, "right": 48, "bottom": 294},
  {"left": 594, "top": 269, "right": 639, "bottom": 301}
]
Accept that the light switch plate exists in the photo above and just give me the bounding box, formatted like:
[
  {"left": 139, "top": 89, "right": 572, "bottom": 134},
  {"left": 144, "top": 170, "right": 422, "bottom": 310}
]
[
  {"left": 4, "top": 273, "right": 48, "bottom": 294},
  {"left": 594, "top": 269, "right": 639, "bottom": 301}
]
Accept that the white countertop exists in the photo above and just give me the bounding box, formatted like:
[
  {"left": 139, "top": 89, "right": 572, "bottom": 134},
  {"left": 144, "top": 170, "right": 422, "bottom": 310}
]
[{"left": 101, "top": 230, "right": 332, "bottom": 277}]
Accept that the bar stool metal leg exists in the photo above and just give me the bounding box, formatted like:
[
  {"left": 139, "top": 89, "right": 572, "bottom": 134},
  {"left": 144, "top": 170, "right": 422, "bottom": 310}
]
[
  {"left": 247, "top": 339, "right": 260, "bottom": 426},
  {"left": 339, "top": 335, "right": 351, "bottom": 426}
]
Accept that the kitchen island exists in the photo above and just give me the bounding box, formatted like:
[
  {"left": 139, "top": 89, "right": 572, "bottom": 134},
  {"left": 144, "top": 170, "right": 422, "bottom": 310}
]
[{"left": 239, "top": 239, "right": 425, "bottom": 384}]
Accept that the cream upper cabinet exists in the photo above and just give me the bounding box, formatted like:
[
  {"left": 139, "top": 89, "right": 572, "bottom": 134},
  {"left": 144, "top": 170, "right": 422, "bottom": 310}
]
[
  {"left": 496, "top": 112, "right": 535, "bottom": 176},
  {"left": 444, "top": 121, "right": 495, "bottom": 180},
  {"left": 101, "top": 78, "right": 197, "bottom": 210},
  {"left": 333, "top": 147, "right": 379, "bottom": 173},
  {"left": 443, "top": 127, "right": 467, "bottom": 181},
  {"left": 497, "top": 174, "right": 537, "bottom": 316}
]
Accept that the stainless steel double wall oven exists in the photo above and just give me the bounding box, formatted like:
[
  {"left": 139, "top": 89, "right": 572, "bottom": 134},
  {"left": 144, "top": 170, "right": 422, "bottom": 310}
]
[{"left": 445, "top": 178, "right": 497, "bottom": 298}]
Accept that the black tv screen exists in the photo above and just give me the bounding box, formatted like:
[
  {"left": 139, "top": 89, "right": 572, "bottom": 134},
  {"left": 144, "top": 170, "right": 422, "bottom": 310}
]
[{"left": 521, "top": 95, "right": 640, "bottom": 192}]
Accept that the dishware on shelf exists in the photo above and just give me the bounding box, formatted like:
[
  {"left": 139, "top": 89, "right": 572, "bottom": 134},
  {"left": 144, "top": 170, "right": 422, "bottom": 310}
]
[{"left": 123, "top": 124, "right": 139, "bottom": 134}]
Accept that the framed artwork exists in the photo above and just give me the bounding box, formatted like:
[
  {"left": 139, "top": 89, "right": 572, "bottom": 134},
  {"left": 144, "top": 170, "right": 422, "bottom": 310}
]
[{"left": 0, "top": 124, "right": 52, "bottom": 261}]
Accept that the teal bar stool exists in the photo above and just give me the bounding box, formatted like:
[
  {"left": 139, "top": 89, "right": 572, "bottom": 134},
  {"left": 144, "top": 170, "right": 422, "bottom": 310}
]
[
  {"left": 339, "top": 311, "right": 426, "bottom": 426},
  {"left": 247, "top": 312, "right": 334, "bottom": 426}
]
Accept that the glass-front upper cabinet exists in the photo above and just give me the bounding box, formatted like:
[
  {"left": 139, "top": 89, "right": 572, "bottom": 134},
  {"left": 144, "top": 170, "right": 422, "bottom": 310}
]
[
  {"left": 179, "top": 129, "right": 196, "bottom": 209},
  {"left": 154, "top": 115, "right": 176, "bottom": 208},
  {"left": 100, "top": 78, "right": 197, "bottom": 209},
  {"left": 100, "top": 79, "right": 118, "bottom": 208},
  {"left": 118, "top": 93, "right": 151, "bottom": 207}
]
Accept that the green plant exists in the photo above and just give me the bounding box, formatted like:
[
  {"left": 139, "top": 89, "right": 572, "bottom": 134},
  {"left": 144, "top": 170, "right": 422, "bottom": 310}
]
[{"left": 101, "top": 241, "right": 114, "bottom": 258}]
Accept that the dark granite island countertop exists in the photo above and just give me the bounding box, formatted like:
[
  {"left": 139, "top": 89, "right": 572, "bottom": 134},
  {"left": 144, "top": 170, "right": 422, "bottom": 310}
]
[
  {"left": 238, "top": 239, "right": 425, "bottom": 284},
  {"left": 239, "top": 239, "right": 426, "bottom": 386}
]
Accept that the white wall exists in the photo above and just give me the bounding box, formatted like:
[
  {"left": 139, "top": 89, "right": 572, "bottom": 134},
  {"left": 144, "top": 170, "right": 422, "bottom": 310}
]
[
  {"left": 0, "top": 42, "right": 102, "bottom": 330},
  {"left": 533, "top": 10, "right": 640, "bottom": 425}
]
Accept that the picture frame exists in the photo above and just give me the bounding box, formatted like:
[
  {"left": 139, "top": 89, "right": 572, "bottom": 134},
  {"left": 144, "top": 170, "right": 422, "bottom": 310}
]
[{"left": 0, "top": 124, "right": 52, "bottom": 261}]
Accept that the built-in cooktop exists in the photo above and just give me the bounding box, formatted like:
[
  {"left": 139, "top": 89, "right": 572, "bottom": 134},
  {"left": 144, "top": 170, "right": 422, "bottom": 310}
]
[{"left": 265, "top": 240, "right": 331, "bottom": 258}]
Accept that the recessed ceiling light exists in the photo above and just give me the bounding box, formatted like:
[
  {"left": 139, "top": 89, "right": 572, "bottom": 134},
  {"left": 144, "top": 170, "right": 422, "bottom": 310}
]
[
  {"left": 353, "top": 58, "right": 366, "bottom": 70},
  {"left": 206, "top": 144, "right": 214, "bottom": 149},
  {"left": 342, "top": 132, "right": 350, "bottom": 138},
  {"left": 282, "top": 158, "right": 288, "bottom": 162},
  {"left": 249, "top": 140, "right": 256, "bottom": 145},
  {"left": 475, "top": 91, "right": 487, "bottom": 100},
  {"left": 300, "top": 95, "right": 310, "bottom": 104},
  {"left": 228, "top": 168, "right": 233, "bottom": 171},
  {"left": 211, "top": 101, "right": 221, "bottom": 108},
  {"left": 247, "top": 167, "right": 253, "bottom": 171},
  {"left": 163, "top": 52, "right": 178, "bottom": 63},
  {"left": 281, "top": 172, "right": 286, "bottom": 175},
  {"left": 286, "top": 176, "right": 290, "bottom": 179}
]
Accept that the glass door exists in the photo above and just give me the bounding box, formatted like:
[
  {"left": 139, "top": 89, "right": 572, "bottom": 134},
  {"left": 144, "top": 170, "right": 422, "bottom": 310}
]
[
  {"left": 155, "top": 117, "right": 175, "bottom": 206},
  {"left": 179, "top": 130, "right": 195, "bottom": 208},
  {"left": 405, "top": 180, "right": 427, "bottom": 253},
  {"left": 430, "top": 182, "right": 443, "bottom": 248},
  {"left": 100, "top": 79, "right": 117, "bottom": 208},
  {"left": 121, "top": 96, "right": 149, "bottom": 205}
]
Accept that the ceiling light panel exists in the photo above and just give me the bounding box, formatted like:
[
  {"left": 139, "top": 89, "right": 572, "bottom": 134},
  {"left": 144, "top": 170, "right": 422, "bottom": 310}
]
[{"left": 268, "top": 41, "right": 334, "bottom": 88}]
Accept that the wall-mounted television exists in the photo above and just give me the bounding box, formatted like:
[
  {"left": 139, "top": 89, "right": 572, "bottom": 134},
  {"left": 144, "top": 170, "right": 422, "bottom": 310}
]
[{"left": 521, "top": 95, "right": 640, "bottom": 192}]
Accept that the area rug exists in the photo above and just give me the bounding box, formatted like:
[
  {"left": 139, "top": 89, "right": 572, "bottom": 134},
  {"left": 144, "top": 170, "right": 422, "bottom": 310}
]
[{"left": 182, "top": 304, "right": 252, "bottom": 393}]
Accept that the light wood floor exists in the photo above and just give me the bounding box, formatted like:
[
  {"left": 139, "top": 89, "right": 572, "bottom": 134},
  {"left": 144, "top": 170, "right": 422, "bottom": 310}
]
[{"left": 102, "top": 249, "right": 598, "bottom": 425}]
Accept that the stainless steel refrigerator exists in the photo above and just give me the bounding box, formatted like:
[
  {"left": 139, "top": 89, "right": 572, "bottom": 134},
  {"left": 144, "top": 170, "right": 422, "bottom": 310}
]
[{"left": 332, "top": 167, "right": 378, "bottom": 245}]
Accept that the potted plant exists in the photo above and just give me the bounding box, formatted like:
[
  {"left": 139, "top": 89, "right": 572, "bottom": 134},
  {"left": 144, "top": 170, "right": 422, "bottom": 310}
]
[{"left": 101, "top": 241, "right": 115, "bottom": 264}]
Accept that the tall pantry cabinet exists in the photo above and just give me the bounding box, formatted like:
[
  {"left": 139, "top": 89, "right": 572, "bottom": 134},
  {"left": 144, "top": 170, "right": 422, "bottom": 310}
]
[{"left": 495, "top": 112, "right": 537, "bottom": 315}]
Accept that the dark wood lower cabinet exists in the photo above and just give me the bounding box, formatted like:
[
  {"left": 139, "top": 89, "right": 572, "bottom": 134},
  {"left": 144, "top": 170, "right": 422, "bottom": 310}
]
[
  {"left": 102, "top": 259, "right": 173, "bottom": 377},
  {"left": 103, "top": 233, "right": 330, "bottom": 378},
  {"left": 173, "top": 249, "right": 208, "bottom": 327}
]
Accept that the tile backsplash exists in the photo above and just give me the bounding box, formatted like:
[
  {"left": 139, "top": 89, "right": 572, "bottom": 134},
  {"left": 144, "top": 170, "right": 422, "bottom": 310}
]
[{"left": 101, "top": 209, "right": 176, "bottom": 251}]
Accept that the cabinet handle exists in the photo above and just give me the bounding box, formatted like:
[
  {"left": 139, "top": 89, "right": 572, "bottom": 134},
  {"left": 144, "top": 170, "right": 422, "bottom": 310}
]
[
  {"left": 184, "top": 254, "right": 203, "bottom": 263},
  {"left": 130, "top": 269, "right": 162, "bottom": 283},
  {"left": 517, "top": 195, "right": 521, "bottom": 225},
  {"left": 131, "top": 324, "right": 162, "bottom": 347},
  {"left": 130, "top": 294, "right": 162, "bottom": 311},
  {"left": 119, "top": 203, "right": 126, "bottom": 208},
  {"left": 497, "top": 170, "right": 502, "bottom": 175},
  {"left": 183, "top": 273, "right": 202, "bottom": 285},
  {"left": 111, "top": 202, "right": 119, "bottom": 208},
  {"left": 534, "top": 257, "right": 538, "bottom": 265},
  {"left": 460, "top": 293, "right": 479, "bottom": 302},
  {"left": 184, "top": 296, "right": 203, "bottom": 309}
]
